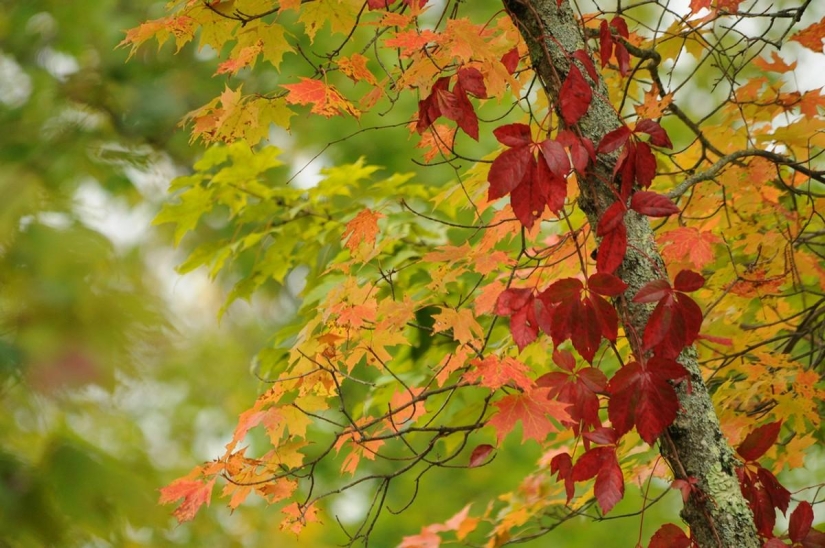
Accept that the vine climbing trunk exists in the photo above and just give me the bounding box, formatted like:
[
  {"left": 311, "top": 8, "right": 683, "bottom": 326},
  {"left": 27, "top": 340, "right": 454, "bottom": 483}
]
[{"left": 502, "top": 1, "right": 760, "bottom": 546}]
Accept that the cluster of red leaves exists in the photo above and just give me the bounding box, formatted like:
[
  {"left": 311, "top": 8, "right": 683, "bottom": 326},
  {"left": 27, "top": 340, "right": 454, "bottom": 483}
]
[
  {"left": 417, "top": 67, "right": 488, "bottom": 141},
  {"left": 599, "top": 17, "right": 630, "bottom": 76}
]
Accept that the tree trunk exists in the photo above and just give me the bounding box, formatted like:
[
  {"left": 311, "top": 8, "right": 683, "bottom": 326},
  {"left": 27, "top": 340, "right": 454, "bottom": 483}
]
[{"left": 501, "top": 1, "right": 760, "bottom": 546}]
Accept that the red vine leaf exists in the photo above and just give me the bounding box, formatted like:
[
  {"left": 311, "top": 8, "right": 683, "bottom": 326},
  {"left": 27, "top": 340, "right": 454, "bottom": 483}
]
[
  {"left": 630, "top": 191, "right": 679, "bottom": 217},
  {"left": 736, "top": 421, "right": 782, "bottom": 462},
  {"left": 468, "top": 444, "right": 494, "bottom": 467},
  {"left": 648, "top": 523, "right": 692, "bottom": 548},
  {"left": 789, "top": 501, "right": 814, "bottom": 544},
  {"left": 571, "top": 446, "right": 624, "bottom": 514},
  {"left": 559, "top": 65, "right": 592, "bottom": 125},
  {"left": 607, "top": 358, "right": 687, "bottom": 444}
]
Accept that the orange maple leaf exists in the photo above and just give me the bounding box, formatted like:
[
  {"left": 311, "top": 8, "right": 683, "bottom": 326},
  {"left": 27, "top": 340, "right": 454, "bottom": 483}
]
[
  {"left": 283, "top": 77, "right": 360, "bottom": 118},
  {"left": 159, "top": 475, "right": 216, "bottom": 523},
  {"left": 791, "top": 16, "right": 825, "bottom": 53},
  {"left": 488, "top": 387, "right": 570, "bottom": 444},
  {"left": 342, "top": 208, "right": 384, "bottom": 253},
  {"left": 658, "top": 227, "right": 721, "bottom": 270},
  {"left": 338, "top": 53, "right": 377, "bottom": 85}
]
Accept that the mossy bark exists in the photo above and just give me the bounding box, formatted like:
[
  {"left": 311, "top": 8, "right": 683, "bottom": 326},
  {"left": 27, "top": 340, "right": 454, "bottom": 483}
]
[{"left": 501, "top": 1, "right": 760, "bottom": 546}]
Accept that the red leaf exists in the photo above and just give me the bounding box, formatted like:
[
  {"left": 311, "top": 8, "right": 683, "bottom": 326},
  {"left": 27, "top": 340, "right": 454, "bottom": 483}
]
[
  {"left": 630, "top": 191, "right": 679, "bottom": 217},
  {"left": 468, "top": 444, "right": 494, "bottom": 467},
  {"left": 583, "top": 426, "right": 618, "bottom": 445},
  {"left": 539, "top": 362, "right": 607, "bottom": 431},
  {"left": 635, "top": 119, "right": 673, "bottom": 149},
  {"left": 467, "top": 355, "right": 533, "bottom": 392},
  {"left": 501, "top": 47, "right": 520, "bottom": 74},
  {"left": 635, "top": 141, "right": 657, "bottom": 188},
  {"left": 649, "top": 524, "right": 692, "bottom": 548},
  {"left": 633, "top": 279, "right": 672, "bottom": 303},
  {"left": 597, "top": 201, "right": 627, "bottom": 236},
  {"left": 539, "top": 158, "right": 568, "bottom": 214},
  {"left": 494, "top": 123, "right": 532, "bottom": 147},
  {"left": 559, "top": 65, "right": 592, "bottom": 125},
  {"left": 416, "top": 77, "right": 450, "bottom": 133},
  {"left": 673, "top": 270, "right": 705, "bottom": 292},
  {"left": 550, "top": 452, "right": 575, "bottom": 502},
  {"left": 539, "top": 138, "right": 571, "bottom": 176},
  {"left": 598, "top": 126, "right": 632, "bottom": 154},
  {"left": 510, "top": 157, "right": 545, "bottom": 229},
  {"left": 643, "top": 294, "right": 677, "bottom": 350},
  {"left": 758, "top": 466, "right": 791, "bottom": 514},
  {"left": 487, "top": 146, "right": 533, "bottom": 200},
  {"left": 590, "top": 293, "right": 619, "bottom": 342},
  {"left": 671, "top": 477, "right": 699, "bottom": 503},
  {"left": 588, "top": 272, "right": 628, "bottom": 297},
  {"left": 599, "top": 20, "right": 613, "bottom": 67},
  {"left": 488, "top": 387, "right": 569, "bottom": 443},
  {"left": 457, "top": 67, "right": 487, "bottom": 98},
  {"left": 553, "top": 348, "right": 576, "bottom": 372},
  {"left": 614, "top": 43, "right": 630, "bottom": 76},
  {"left": 451, "top": 84, "right": 480, "bottom": 140},
  {"left": 737, "top": 421, "right": 783, "bottom": 462},
  {"left": 607, "top": 358, "right": 687, "bottom": 444},
  {"left": 495, "top": 288, "right": 539, "bottom": 350},
  {"left": 495, "top": 288, "right": 533, "bottom": 315},
  {"left": 542, "top": 278, "right": 584, "bottom": 303},
  {"left": 596, "top": 222, "right": 627, "bottom": 274},
  {"left": 571, "top": 446, "right": 624, "bottom": 514},
  {"left": 790, "top": 501, "right": 814, "bottom": 544},
  {"left": 571, "top": 140, "right": 590, "bottom": 172},
  {"left": 610, "top": 16, "right": 629, "bottom": 39},
  {"left": 572, "top": 49, "right": 598, "bottom": 82},
  {"left": 763, "top": 539, "right": 787, "bottom": 548}
]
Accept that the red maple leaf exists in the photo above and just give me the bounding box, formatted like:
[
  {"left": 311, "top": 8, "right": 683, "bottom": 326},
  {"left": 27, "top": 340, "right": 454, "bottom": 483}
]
[
  {"left": 659, "top": 227, "right": 720, "bottom": 270},
  {"left": 606, "top": 358, "right": 688, "bottom": 444},
  {"left": 494, "top": 288, "right": 538, "bottom": 351},
  {"left": 488, "top": 387, "right": 569, "bottom": 444},
  {"left": 571, "top": 445, "right": 624, "bottom": 513}
]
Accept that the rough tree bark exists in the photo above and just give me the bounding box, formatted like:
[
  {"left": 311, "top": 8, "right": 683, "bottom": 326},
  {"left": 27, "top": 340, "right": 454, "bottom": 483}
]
[{"left": 502, "top": 1, "right": 760, "bottom": 547}]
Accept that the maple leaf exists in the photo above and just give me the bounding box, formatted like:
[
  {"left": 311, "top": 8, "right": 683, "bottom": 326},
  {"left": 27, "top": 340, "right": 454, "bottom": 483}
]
[
  {"left": 432, "top": 307, "right": 483, "bottom": 345},
  {"left": 488, "top": 387, "right": 569, "bottom": 443},
  {"left": 659, "top": 227, "right": 720, "bottom": 270},
  {"left": 283, "top": 77, "right": 360, "bottom": 118},
  {"left": 571, "top": 445, "right": 624, "bottom": 513},
  {"left": 159, "top": 475, "right": 217, "bottom": 523},
  {"left": 215, "top": 42, "right": 263, "bottom": 76},
  {"left": 791, "top": 16, "right": 825, "bottom": 53},
  {"left": 466, "top": 355, "right": 534, "bottom": 391},
  {"left": 342, "top": 208, "right": 383, "bottom": 255},
  {"left": 494, "top": 288, "right": 539, "bottom": 350},
  {"left": 338, "top": 53, "right": 378, "bottom": 85},
  {"left": 607, "top": 358, "right": 688, "bottom": 444}
]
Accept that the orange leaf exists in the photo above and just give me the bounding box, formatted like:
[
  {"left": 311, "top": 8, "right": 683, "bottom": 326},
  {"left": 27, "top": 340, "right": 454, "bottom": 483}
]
[
  {"left": 488, "top": 387, "right": 570, "bottom": 444},
  {"left": 432, "top": 307, "right": 484, "bottom": 345},
  {"left": 338, "top": 53, "right": 378, "bottom": 85},
  {"left": 159, "top": 476, "right": 216, "bottom": 523},
  {"left": 791, "top": 16, "right": 825, "bottom": 53},
  {"left": 658, "top": 227, "right": 720, "bottom": 270},
  {"left": 283, "top": 78, "right": 360, "bottom": 118},
  {"left": 342, "top": 208, "right": 384, "bottom": 254}
]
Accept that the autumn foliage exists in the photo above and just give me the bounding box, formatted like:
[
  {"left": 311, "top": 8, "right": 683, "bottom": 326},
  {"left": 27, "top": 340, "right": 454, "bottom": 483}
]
[{"left": 125, "top": 0, "right": 825, "bottom": 546}]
